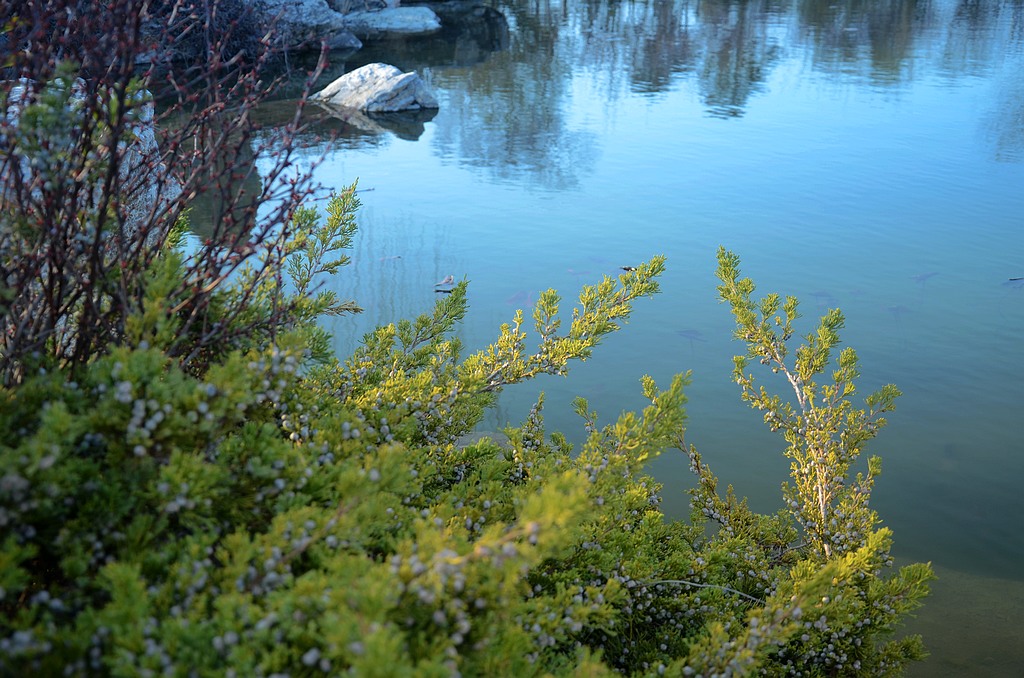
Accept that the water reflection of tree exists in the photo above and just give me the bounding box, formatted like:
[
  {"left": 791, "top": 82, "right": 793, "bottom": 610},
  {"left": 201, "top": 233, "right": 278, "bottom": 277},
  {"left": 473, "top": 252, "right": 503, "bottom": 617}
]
[
  {"left": 941, "top": 0, "right": 1024, "bottom": 78},
  {"left": 429, "top": 0, "right": 707, "bottom": 187},
  {"left": 796, "top": 0, "right": 938, "bottom": 84},
  {"left": 630, "top": 1, "right": 698, "bottom": 94},
  {"left": 428, "top": 0, "right": 1024, "bottom": 183},
  {"left": 569, "top": 0, "right": 697, "bottom": 96},
  {"left": 988, "top": 81, "right": 1024, "bottom": 162},
  {"left": 430, "top": 2, "right": 597, "bottom": 190},
  {"left": 696, "top": 0, "right": 785, "bottom": 118}
]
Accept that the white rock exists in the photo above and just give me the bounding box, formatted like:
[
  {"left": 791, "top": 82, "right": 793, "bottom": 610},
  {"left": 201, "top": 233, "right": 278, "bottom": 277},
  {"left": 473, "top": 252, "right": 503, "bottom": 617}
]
[{"left": 311, "top": 63, "right": 438, "bottom": 112}]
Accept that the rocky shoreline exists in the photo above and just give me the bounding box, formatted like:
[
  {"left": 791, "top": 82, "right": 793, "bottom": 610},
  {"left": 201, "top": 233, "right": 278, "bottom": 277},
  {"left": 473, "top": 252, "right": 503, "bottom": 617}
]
[{"left": 258, "top": 0, "right": 445, "bottom": 55}]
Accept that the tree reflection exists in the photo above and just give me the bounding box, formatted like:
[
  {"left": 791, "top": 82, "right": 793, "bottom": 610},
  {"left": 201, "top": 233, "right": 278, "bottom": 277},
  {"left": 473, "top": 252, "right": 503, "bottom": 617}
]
[
  {"left": 941, "top": 0, "right": 1024, "bottom": 77},
  {"left": 280, "top": 0, "right": 1024, "bottom": 185},
  {"left": 429, "top": 1, "right": 596, "bottom": 190},
  {"left": 985, "top": 62, "right": 1024, "bottom": 162},
  {"left": 695, "top": 0, "right": 784, "bottom": 117},
  {"left": 568, "top": 0, "right": 697, "bottom": 96},
  {"left": 629, "top": 1, "right": 698, "bottom": 94},
  {"left": 796, "top": 0, "right": 938, "bottom": 84}
]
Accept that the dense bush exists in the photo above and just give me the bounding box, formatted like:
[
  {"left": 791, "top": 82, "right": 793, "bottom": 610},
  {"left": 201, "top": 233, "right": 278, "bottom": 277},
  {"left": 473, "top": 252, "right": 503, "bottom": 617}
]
[{"left": 1, "top": 2, "right": 932, "bottom": 676}]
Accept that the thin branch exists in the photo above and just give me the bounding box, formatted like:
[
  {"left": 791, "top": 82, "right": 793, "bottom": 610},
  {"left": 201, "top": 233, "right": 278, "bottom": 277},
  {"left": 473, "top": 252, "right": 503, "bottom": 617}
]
[{"left": 647, "top": 580, "right": 765, "bottom": 605}]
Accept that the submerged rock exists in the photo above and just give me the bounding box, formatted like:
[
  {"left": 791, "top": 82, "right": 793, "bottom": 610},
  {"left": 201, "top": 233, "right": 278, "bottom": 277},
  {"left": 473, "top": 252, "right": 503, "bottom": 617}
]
[
  {"left": 311, "top": 62, "right": 439, "bottom": 112},
  {"left": 323, "top": 30, "right": 363, "bottom": 52}
]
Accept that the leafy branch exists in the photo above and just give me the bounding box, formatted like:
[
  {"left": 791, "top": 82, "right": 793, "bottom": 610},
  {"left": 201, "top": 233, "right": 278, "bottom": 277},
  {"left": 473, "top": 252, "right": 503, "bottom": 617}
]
[
  {"left": 714, "top": 247, "right": 900, "bottom": 560},
  {"left": 463, "top": 255, "right": 666, "bottom": 394}
]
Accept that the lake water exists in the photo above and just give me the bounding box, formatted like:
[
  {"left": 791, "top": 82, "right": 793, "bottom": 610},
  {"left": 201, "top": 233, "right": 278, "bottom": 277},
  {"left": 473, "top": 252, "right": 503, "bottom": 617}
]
[{"left": 269, "top": 0, "right": 1024, "bottom": 673}]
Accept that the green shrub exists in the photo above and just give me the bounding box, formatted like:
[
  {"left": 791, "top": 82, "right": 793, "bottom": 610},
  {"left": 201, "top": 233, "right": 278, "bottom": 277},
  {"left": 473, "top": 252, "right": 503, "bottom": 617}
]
[
  {"left": 1, "top": 3, "right": 931, "bottom": 674},
  {"left": 0, "top": 212, "right": 932, "bottom": 674}
]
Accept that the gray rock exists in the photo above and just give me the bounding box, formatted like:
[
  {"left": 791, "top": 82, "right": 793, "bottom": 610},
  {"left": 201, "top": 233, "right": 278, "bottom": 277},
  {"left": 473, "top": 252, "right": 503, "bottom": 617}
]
[
  {"left": 1, "top": 78, "right": 180, "bottom": 242},
  {"left": 324, "top": 30, "right": 363, "bottom": 52},
  {"left": 258, "top": 0, "right": 358, "bottom": 51},
  {"left": 117, "top": 92, "right": 182, "bottom": 241},
  {"left": 341, "top": 7, "right": 442, "bottom": 36},
  {"left": 253, "top": 2, "right": 439, "bottom": 49},
  {"left": 311, "top": 63, "right": 439, "bottom": 112}
]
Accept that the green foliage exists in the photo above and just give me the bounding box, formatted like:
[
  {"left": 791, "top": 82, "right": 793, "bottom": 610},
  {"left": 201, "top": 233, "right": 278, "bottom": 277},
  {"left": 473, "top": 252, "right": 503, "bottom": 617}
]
[
  {"left": 0, "top": 232, "right": 933, "bottom": 675},
  {"left": 687, "top": 247, "right": 936, "bottom": 673},
  {"left": 286, "top": 186, "right": 362, "bottom": 316},
  {"left": 714, "top": 247, "right": 901, "bottom": 561},
  {"left": 1, "top": 53, "right": 931, "bottom": 673}
]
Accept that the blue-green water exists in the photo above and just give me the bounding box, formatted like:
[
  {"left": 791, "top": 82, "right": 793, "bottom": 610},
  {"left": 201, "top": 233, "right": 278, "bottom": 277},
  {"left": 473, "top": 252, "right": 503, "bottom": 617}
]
[{"left": 279, "top": 0, "right": 1024, "bottom": 672}]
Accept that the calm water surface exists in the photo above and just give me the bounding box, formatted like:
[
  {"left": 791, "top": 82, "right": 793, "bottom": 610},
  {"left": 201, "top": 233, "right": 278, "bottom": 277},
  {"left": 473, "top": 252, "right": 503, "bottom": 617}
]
[{"left": 268, "top": 0, "right": 1024, "bottom": 673}]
